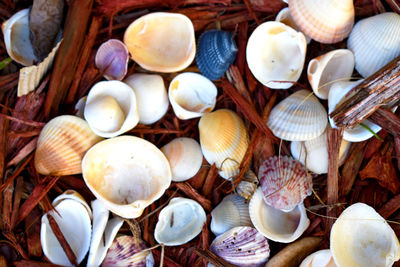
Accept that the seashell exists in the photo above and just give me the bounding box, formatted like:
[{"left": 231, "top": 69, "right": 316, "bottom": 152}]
[
  {"left": 102, "top": 235, "right": 155, "bottom": 267},
  {"left": 210, "top": 194, "right": 252, "bottom": 236},
  {"left": 300, "top": 249, "right": 337, "bottom": 267},
  {"left": 199, "top": 109, "right": 249, "bottom": 179},
  {"left": 330, "top": 203, "right": 400, "bottom": 267},
  {"left": 123, "top": 12, "right": 195, "bottom": 73},
  {"left": 196, "top": 30, "right": 238, "bottom": 80},
  {"left": 95, "top": 39, "right": 129, "bottom": 80},
  {"left": 84, "top": 80, "right": 139, "bottom": 138},
  {"left": 82, "top": 136, "right": 171, "bottom": 219},
  {"left": 307, "top": 49, "right": 354, "bottom": 100},
  {"left": 124, "top": 73, "right": 169, "bottom": 125},
  {"left": 74, "top": 96, "right": 87, "bottom": 119},
  {"left": 154, "top": 197, "right": 206, "bottom": 246},
  {"left": 52, "top": 190, "right": 92, "bottom": 218},
  {"left": 160, "top": 137, "right": 203, "bottom": 182},
  {"left": 259, "top": 155, "right": 312, "bottom": 211},
  {"left": 249, "top": 187, "right": 310, "bottom": 243},
  {"left": 210, "top": 226, "right": 270, "bottom": 267},
  {"left": 236, "top": 169, "right": 259, "bottom": 202},
  {"left": 348, "top": 12, "right": 400, "bottom": 78},
  {"left": 246, "top": 21, "right": 307, "bottom": 89},
  {"left": 169, "top": 72, "right": 217, "bottom": 120},
  {"left": 34, "top": 115, "right": 103, "bottom": 176},
  {"left": 288, "top": 0, "right": 354, "bottom": 44},
  {"left": 275, "top": 7, "right": 311, "bottom": 43},
  {"left": 267, "top": 90, "right": 328, "bottom": 141}
]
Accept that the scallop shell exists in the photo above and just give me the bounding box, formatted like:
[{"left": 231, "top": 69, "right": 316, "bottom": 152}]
[
  {"left": 288, "top": 0, "right": 354, "bottom": 44},
  {"left": 249, "top": 187, "right": 310, "bottom": 243},
  {"left": 210, "top": 194, "right": 252, "bottom": 236},
  {"left": 82, "top": 136, "right": 171, "bottom": 219},
  {"left": 196, "top": 30, "right": 238, "bottom": 80},
  {"left": 95, "top": 39, "right": 129, "bottom": 80},
  {"left": 210, "top": 226, "right": 270, "bottom": 267},
  {"left": 275, "top": 7, "right": 311, "bottom": 43},
  {"left": 330, "top": 203, "right": 400, "bottom": 267},
  {"left": 123, "top": 12, "right": 195, "bottom": 73},
  {"left": 34, "top": 115, "right": 103, "bottom": 176},
  {"left": 199, "top": 109, "right": 249, "bottom": 179},
  {"left": 169, "top": 72, "right": 217, "bottom": 120},
  {"left": 307, "top": 49, "right": 354, "bottom": 100},
  {"left": 236, "top": 169, "right": 259, "bottom": 201},
  {"left": 154, "top": 197, "right": 206, "bottom": 246},
  {"left": 267, "top": 90, "right": 328, "bottom": 141},
  {"left": 300, "top": 250, "right": 337, "bottom": 267},
  {"left": 348, "top": 12, "right": 400, "bottom": 78},
  {"left": 246, "top": 21, "right": 307, "bottom": 89}
]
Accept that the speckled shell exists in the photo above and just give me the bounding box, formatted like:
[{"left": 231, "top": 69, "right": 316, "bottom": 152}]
[
  {"left": 300, "top": 250, "right": 337, "bottom": 267},
  {"left": 210, "top": 226, "right": 270, "bottom": 267},
  {"left": 95, "top": 39, "right": 129, "bottom": 80},
  {"left": 196, "top": 30, "right": 238, "bottom": 80},
  {"left": 267, "top": 90, "right": 328, "bottom": 141}
]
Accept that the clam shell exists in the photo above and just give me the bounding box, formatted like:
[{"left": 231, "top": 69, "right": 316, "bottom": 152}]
[
  {"left": 267, "top": 89, "right": 328, "bottom": 141},
  {"left": 196, "top": 30, "right": 238, "bottom": 80},
  {"left": 74, "top": 96, "right": 87, "bottom": 118},
  {"left": 82, "top": 136, "right": 171, "bottom": 219},
  {"left": 300, "top": 250, "right": 337, "bottom": 267},
  {"left": 249, "top": 187, "right": 310, "bottom": 243},
  {"left": 34, "top": 115, "right": 103, "bottom": 176},
  {"left": 275, "top": 7, "right": 311, "bottom": 43},
  {"left": 348, "top": 12, "right": 400, "bottom": 78},
  {"left": 154, "top": 197, "right": 206, "bottom": 246},
  {"left": 330, "top": 203, "right": 400, "bottom": 267},
  {"left": 210, "top": 226, "right": 270, "bottom": 267},
  {"left": 199, "top": 109, "right": 249, "bottom": 179},
  {"left": 52, "top": 190, "right": 92, "bottom": 218},
  {"left": 236, "top": 169, "right": 259, "bottom": 201},
  {"left": 123, "top": 12, "right": 195, "bottom": 73},
  {"left": 169, "top": 72, "right": 217, "bottom": 120},
  {"left": 246, "top": 21, "right": 307, "bottom": 89},
  {"left": 95, "top": 39, "right": 129, "bottom": 80},
  {"left": 288, "top": 0, "right": 354, "bottom": 44}
]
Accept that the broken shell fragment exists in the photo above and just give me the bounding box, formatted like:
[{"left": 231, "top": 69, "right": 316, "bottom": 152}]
[
  {"left": 95, "top": 39, "right": 129, "bottom": 80},
  {"left": 236, "top": 169, "right": 259, "bottom": 202},
  {"left": 300, "top": 249, "right": 337, "bottom": 267}
]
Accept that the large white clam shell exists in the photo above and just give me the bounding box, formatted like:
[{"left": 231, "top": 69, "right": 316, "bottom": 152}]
[
  {"left": 300, "top": 249, "right": 337, "bottom": 267},
  {"left": 330, "top": 203, "right": 400, "bottom": 267},
  {"left": 246, "top": 21, "right": 307, "bottom": 89},
  {"left": 275, "top": 7, "right": 311, "bottom": 44}
]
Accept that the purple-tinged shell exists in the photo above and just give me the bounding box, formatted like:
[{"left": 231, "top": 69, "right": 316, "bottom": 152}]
[
  {"left": 259, "top": 155, "right": 312, "bottom": 212},
  {"left": 95, "top": 39, "right": 129, "bottom": 80},
  {"left": 210, "top": 226, "right": 270, "bottom": 267}
]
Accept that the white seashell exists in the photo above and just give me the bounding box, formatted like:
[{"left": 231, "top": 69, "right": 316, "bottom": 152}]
[
  {"left": 348, "top": 12, "right": 400, "bottom": 78},
  {"left": 275, "top": 7, "right": 311, "bottom": 44},
  {"left": 249, "top": 187, "right": 310, "bottom": 243},
  {"left": 300, "top": 249, "right": 337, "bottom": 267},
  {"left": 161, "top": 137, "right": 203, "bottom": 182},
  {"left": 267, "top": 90, "right": 327, "bottom": 141},
  {"left": 246, "top": 21, "right": 307, "bottom": 89},
  {"left": 124, "top": 73, "right": 169, "bottom": 125},
  {"left": 210, "top": 194, "right": 252, "bottom": 236},
  {"left": 154, "top": 197, "right": 206, "bottom": 246},
  {"left": 74, "top": 96, "right": 87, "bottom": 119},
  {"left": 169, "top": 72, "right": 217, "bottom": 120},
  {"left": 52, "top": 190, "right": 92, "bottom": 218},
  {"left": 307, "top": 49, "right": 354, "bottom": 100}
]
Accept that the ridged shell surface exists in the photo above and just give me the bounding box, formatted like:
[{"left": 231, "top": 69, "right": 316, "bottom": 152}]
[
  {"left": 300, "top": 250, "right": 337, "bottom": 267},
  {"left": 196, "top": 30, "right": 238, "bottom": 80},
  {"left": 267, "top": 90, "right": 327, "bottom": 141},
  {"left": 199, "top": 109, "right": 249, "bottom": 179},
  {"left": 95, "top": 39, "right": 129, "bottom": 80}
]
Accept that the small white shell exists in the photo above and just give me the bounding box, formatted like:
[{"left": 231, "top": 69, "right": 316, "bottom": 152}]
[
  {"left": 300, "top": 250, "right": 337, "bottom": 267},
  {"left": 275, "top": 7, "right": 311, "bottom": 44},
  {"left": 236, "top": 169, "right": 259, "bottom": 201},
  {"left": 52, "top": 190, "right": 92, "bottom": 218}
]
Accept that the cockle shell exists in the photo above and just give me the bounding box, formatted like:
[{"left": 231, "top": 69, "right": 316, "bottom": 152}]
[
  {"left": 123, "top": 12, "right": 195, "bottom": 73},
  {"left": 124, "top": 73, "right": 169, "bottom": 125},
  {"left": 348, "top": 12, "right": 400, "bottom": 78},
  {"left": 34, "top": 115, "right": 103, "bottom": 176},
  {"left": 275, "top": 7, "right": 311, "bottom": 43},
  {"left": 199, "top": 109, "right": 249, "bottom": 179},
  {"left": 84, "top": 80, "right": 139, "bottom": 138},
  {"left": 307, "top": 49, "right": 354, "bottom": 100},
  {"left": 288, "top": 0, "right": 354, "bottom": 44},
  {"left": 95, "top": 39, "right": 129, "bottom": 80},
  {"left": 249, "top": 188, "right": 310, "bottom": 243},
  {"left": 210, "top": 226, "right": 270, "bottom": 267},
  {"left": 161, "top": 137, "right": 203, "bottom": 182},
  {"left": 246, "top": 21, "right": 307, "bottom": 89},
  {"left": 267, "top": 90, "right": 328, "bottom": 141},
  {"left": 169, "top": 72, "right": 217, "bottom": 120},
  {"left": 196, "top": 30, "right": 238, "bottom": 80},
  {"left": 236, "top": 169, "right": 259, "bottom": 201},
  {"left": 82, "top": 136, "right": 171, "bottom": 219},
  {"left": 300, "top": 250, "right": 337, "bottom": 267},
  {"left": 154, "top": 197, "right": 206, "bottom": 246},
  {"left": 330, "top": 203, "right": 400, "bottom": 267}
]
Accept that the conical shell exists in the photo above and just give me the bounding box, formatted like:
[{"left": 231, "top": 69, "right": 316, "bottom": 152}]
[
  {"left": 199, "top": 109, "right": 249, "bottom": 179},
  {"left": 210, "top": 226, "right": 270, "bottom": 267},
  {"left": 275, "top": 7, "right": 311, "bottom": 44},
  {"left": 348, "top": 12, "right": 400, "bottom": 78},
  {"left": 288, "top": 0, "right": 354, "bottom": 44},
  {"left": 300, "top": 250, "right": 337, "bottom": 267},
  {"left": 236, "top": 169, "right": 259, "bottom": 202},
  {"left": 34, "top": 115, "right": 103, "bottom": 176},
  {"left": 267, "top": 90, "right": 328, "bottom": 141},
  {"left": 123, "top": 12, "right": 195, "bottom": 73},
  {"left": 95, "top": 39, "right": 129, "bottom": 80},
  {"left": 82, "top": 136, "right": 172, "bottom": 219},
  {"left": 52, "top": 190, "right": 92, "bottom": 218},
  {"left": 330, "top": 203, "right": 400, "bottom": 267}
]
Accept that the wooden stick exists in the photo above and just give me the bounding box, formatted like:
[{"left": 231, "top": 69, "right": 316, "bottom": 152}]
[
  {"left": 194, "top": 248, "right": 237, "bottom": 267},
  {"left": 369, "top": 108, "right": 400, "bottom": 136}
]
